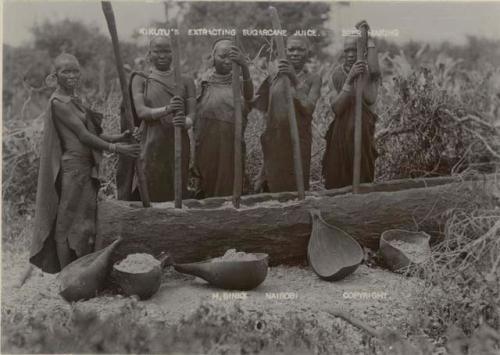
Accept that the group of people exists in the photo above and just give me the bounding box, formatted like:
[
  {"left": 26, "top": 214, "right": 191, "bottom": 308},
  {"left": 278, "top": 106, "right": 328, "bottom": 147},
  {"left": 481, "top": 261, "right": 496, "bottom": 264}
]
[{"left": 30, "top": 20, "right": 381, "bottom": 273}]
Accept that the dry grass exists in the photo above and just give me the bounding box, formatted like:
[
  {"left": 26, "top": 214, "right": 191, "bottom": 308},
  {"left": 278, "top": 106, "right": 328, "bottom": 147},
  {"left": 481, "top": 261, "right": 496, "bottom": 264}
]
[
  {"left": 375, "top": 52, "right": 500, "bottom": 180},
  {"left": 402, "top": 176, "right": 500, "bottom": 353}
]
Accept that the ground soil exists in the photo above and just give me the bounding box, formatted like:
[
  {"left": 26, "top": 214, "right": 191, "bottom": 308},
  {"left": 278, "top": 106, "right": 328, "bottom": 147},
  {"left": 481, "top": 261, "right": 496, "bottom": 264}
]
[{"left": 2, "top": 249, "right": 429, "bottom": 353}]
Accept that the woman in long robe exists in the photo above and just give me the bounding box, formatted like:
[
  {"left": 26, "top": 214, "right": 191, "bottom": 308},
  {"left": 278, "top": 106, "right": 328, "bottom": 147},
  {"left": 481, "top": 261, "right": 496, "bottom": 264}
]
[
  {"left": 30, "top": 54, "right": 140, "bottom": 273},
  {"left": 323, "top": 21, "right": 381, "bottom": 189},
  {"left": 195, "top": 39, "right": 254, "bottom": 198},
  {"left": 130, "top": 36, "right": 196, "bottom": 202},
  {"left": 253, "top": 36, "right": 322, "bottom": 193}
]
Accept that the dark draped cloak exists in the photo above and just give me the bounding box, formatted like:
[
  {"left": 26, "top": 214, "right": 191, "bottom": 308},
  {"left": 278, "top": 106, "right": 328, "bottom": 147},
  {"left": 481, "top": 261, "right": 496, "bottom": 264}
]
[
  {"left": 130, "top": 70, "right": 190, "bottom": 202},
  {"left": 253, "top": 70, "right": 314, "bottom": 193},
  {"left": 194, "top": 73, "right": 249, "bottom": 198},
  {"left": 322, "top": 65, "right": 379, "bottom": 189}
]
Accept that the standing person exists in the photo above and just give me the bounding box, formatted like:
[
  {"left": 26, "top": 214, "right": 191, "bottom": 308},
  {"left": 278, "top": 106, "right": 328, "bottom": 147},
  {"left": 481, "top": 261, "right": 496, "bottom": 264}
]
[
  {"left": 253, "top": 36, "right": 322, "bottom": 193},
  {"left": 30, "top": 53, "right": 140, "bottom": 273},
  {"left": 130, "top": 36, "right": 196, "bottom": 202},
  {"left": 195, "top": 39, "right": 253, "bottom": 198},
  {"left": 322, "top": 21, "right": 381, "bottom": 189}
]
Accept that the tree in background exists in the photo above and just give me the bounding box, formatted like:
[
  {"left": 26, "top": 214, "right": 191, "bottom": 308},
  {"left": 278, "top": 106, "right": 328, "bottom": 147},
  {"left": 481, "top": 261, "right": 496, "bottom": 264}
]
[
  {"left": 158, "top": 1, "right": 332, "bottom": 78},
  {"left": 3, "top": 19, "right": 143, "bottom": 123}
]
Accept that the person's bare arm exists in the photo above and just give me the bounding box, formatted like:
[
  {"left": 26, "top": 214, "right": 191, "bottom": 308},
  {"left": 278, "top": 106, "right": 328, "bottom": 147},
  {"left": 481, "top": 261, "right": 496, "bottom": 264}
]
[
  {"left": 184, "top": 77, "right": 197, "bottom": 129},
  {"left": 366, "top": 38, "right": 380, "bottom": 78},
  {"left": 241, "top": 65, "right": 254, "bottom": 102},
  {"left": 182, "top": 77, "right": 197, "bottom": 168},
  {"left": 362, "top": 75, "right": 380, "bottom": 106},
  {"left": 330, "top": 71, "right": 356, "bottom": 116},
  {"left": 131, "top": 75, "right": 172, "bottom": 122},
  {"left": 53, "top": 101, "right": 140, "bottom": 157},
  {"left": 53, "top": 101, "right": 113, "bottom": 152},
  {"left": 362, "top": 39, "right": 381, "bottom": 105},
  {"left": 331, "top": 88, "right": 352, "bottom": 117},
  {"left": 331, "top": 61, "right": 367, "bottom": 115},
  {"left": 100, "top": 131, "right": 130, "bottom": 143},
  {"left": 229, "top": 45, "right": 254, "bottom": 101},
  {"left": 252, "top": 77, "right": 271, "bottom": 113},
  {"left": 294, "top": 75, "right": 322, "bottom": 116},
  {"left": 353, "top": 20, "right": 380, "bottom": 106}
]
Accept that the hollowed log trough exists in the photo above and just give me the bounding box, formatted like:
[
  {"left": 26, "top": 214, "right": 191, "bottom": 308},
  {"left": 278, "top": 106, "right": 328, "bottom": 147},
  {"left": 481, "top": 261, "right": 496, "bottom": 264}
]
[{"left": 96, "top": 174, "right": 497, "bottom": 266}]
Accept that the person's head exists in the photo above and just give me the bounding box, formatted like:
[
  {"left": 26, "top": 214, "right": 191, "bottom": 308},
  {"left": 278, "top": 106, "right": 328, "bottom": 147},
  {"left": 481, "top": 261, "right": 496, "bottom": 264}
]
[
  {"left": 343, "top": 36, "right": 357, "bottom": 70},
  {"left": 212, "top": 38, "right": 234, "bottom": 75},
  {"left": 54, "top": 53, "right": 81, "bottom": 92},
  {"left": 286, "top": 36, "right": 309, "bottom": 71},
  {"left": 149, "top": 36, "right": 172, "bottom": 71}
]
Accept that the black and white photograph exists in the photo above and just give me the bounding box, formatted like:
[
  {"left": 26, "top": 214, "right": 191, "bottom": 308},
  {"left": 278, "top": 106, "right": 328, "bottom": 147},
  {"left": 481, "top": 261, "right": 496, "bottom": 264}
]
[{"left": 2, "top": 0, "right": 499, "bottom": 353}]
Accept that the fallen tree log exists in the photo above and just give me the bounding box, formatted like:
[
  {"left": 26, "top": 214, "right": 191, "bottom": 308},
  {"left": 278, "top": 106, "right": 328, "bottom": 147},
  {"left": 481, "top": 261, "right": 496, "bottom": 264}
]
[{"left": 96, "top": 174, "right": 496, "bottom": 265}]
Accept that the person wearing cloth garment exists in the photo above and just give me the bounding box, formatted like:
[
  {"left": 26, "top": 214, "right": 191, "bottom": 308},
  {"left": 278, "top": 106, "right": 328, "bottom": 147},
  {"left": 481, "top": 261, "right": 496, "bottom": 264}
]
[
  {"left": 129, "top": 36, "right": 196, "bottom": 202},
  {"left": 253, "top": 36, "right": 322, "bottom": 193},
  {"left": 194, "top": 38, "right": 254, "bottom": 198},
  {"left": 322, "top": 20, "right": 381, "bottom": 189},
  {"left": 30, "top": 53, "right": 140, "bottom": 272}
]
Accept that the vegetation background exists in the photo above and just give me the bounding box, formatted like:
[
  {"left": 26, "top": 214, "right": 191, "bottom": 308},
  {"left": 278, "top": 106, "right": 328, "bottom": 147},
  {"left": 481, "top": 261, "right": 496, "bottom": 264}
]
[{"left": 2, "top": 1, "right": 499, "bottom": 353}]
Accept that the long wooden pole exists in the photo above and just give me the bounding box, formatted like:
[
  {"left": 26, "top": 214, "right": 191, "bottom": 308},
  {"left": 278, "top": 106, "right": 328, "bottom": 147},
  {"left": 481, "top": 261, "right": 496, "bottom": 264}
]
[
  {"left": 101, "top": 1, "right": 151, "bottom": 207},
  {"left": 171, "top": 22, "right": 183, "bottom": 209},
  {"left": 352, "top": 26, "right": 368, "bottom": 194},
  {"left": 268, "top": 6, "right": 305, "bottom": 200},
  {"left": 232, "top": 29, "right": 243, "bottom": 208}
]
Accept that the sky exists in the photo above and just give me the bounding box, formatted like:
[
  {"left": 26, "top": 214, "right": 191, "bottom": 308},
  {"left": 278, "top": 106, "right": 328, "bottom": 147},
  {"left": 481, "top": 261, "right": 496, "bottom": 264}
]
[
  {"left": 3, "top": 1, "right": 500, "bottom": 47},
  {"left": 329, "top": 1, "right": 500, "bottom": 44}
]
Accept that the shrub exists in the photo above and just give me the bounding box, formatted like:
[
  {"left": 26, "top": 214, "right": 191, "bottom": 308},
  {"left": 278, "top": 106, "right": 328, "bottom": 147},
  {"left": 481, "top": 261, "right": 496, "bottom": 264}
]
[
  {"left": 375, "top": 52, "right": 499, "bottom": 180},
  {"left": 407, "top": 191, "right": 500, "bottom": 352}
]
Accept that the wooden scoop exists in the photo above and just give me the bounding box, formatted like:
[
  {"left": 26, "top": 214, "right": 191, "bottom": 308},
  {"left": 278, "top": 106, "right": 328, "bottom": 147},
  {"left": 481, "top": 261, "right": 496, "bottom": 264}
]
[
  {"left": 307, "top": 210, "right": 363, "bottom": 281},
  {"left": 173, "top": 253, "right": 268, "bottom": 291},
  {"left": 58, "top": 238, "right": 122, "bottom": 302}
]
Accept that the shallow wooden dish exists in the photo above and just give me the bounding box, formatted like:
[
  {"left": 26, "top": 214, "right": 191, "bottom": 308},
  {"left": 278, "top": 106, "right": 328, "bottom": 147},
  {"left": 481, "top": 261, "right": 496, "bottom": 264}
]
[{"left": 379, "top": 229, "right": 431, "bottom": 271}]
